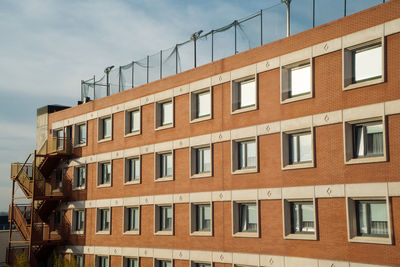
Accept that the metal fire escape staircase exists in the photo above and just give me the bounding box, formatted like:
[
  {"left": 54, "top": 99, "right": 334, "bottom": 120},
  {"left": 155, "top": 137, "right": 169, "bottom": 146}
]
[{"left": 7, "top": 137, "right": 72, "bottom": 266}]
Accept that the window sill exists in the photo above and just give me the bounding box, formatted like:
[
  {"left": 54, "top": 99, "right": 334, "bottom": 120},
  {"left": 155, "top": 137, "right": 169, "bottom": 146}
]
[
  {"left": 97, "top": 183, "right": 112, "bottom": 188},
  {"left": 190, "top": 116, "right": 212, "bottom": 124},
  {"left": 72, "top": 186, "right": 86, "bottom": 191},
  {"left": 154, "top": 230, "right": 173, "bottom": 236},
  {"left": 124, "top": 131, "right": 141, "bottom": 138},
  {"left": 349, "top": 236, "right": 392, "bottom": 245},
  {"left": 155, "top": 177, "right": 174, "bottom": 182},
  {"left": 282, "top": 162, "right": 314, "bottom": 170},
  {"left": 281, "top": 92, "right": 312, "bottom": 104},
  {"left": 232, "top": 168, "right": 258, "bottom": 175},
  {"left": 190, "top": 173, "right": 212, "bottom": 179},
  {"left": 155, "top": 124, "right": 174, "bottom": 131},
  {"left": 231, "top": 105, "right": 257, "bottom": 115},
  {"left": 233, "top": 232, "right": 259, "bottom": 238},
  {"left": 284, "top": 233, "right": 317, "bottom": 240},
  {"left": 97, "top": 137, "right": 112, "bottom": 144},
  {"left": 123, "top": 230, "right": 140, "bottom": 235},
  {"left": 343, "top": 77, "right": 384, "bottom": 91},
  {"left": 96, "top": 230, "right": 110, "bottom": 235},
  {"left": 345, "top": 156, "right": 386, "bottom": 165},
  {"left": 190, "top": 231, "right": 212, "bottom": 237},
  {"left": 124, "top": 180, "right": 141, "bottom": 185},
  {"left": 73, "top": 143, "right": 87, "bottom": 148},
  {"left": 71, "top": 230, "right": 85, "bottom": 235}
]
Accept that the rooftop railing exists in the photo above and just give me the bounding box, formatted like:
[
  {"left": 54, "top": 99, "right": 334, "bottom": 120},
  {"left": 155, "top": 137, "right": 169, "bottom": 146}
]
[{"left": 81, "top": 0, "right": 387, "bottom": 101}]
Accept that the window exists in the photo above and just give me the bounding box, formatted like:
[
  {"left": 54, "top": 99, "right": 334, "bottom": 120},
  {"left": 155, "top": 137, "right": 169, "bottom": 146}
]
[
  {"left": 155, "top": 205, "right": 173, "bottom": 234},
  {"left": 353, "top": 121, "right": 383, "bottom": 158},
  {"left": 232, "top": 77, "right": 257, "bottom": 113},
  {"left": 289, "top": 131, "right": 312, "bottom": 164},
  {"left": 190, "top": 89, "right": 211, "bottom": 122},
  {"left": 155, "top": 259, "right": 171, "bottom": 267},
  {"left": 155, "top": 100, "right": 174, "bottom": 129},
  {"left": 74, "top": 123, "right": 87, "bottom": 146},
  {"left": 98, "top": 162, "right": 111, "bottom": 186},
  {"left": 96, "top": 256, "right": 109, "bottom": 267},
  {"left": 124, "top": 206, "right": 139, "bottom": 233},
  {"left": 281, "top": 60, "right": 312, "bottom": 102},
  {"left": 232, "top": 201, "right": 258, "bottom": 237},
  {"left": 73, "top": 255, "right": 84, "bottom": 267},
  {"left": 155, "top": 152, "right": 173, "bottom": 180},
  {"left": 74, "top": 166, "right": 86, "bottom": 189},
  {"left": 347, "top": 197, "right": 392, "bottom": 244},
  {"left": 232, "top": 139, "right": 257, "bottom": 174},
  {"left": 97, "top": 208, "right": 110, "bottom": 233},
  {"left": 72, "top": 209, "right": 85, "bottom": 233},
  {"left": 55, "top": 129, "right": 64, "bottom": 150},
  {"left": 290, "top": 202, "right": 315, "bottom": 234},
  {"left": 344, "top": 119, "right": 386, "bottom": 164},
  {"left": 125, "top": 109, "right": 140, "bottom": 135},
  {"left": 190, "top": 203, "right": 212, "bottom": 235},
  {"left": 124, "top": 257, "right": 139, "bottom": 267},
  {"left": 192, "top": 263, "right": 211, "bottom": 267},
  {"left": 191, "top": 146, "right": 211, "bottom": 177},
  {"left": 98, "top": 116, "right": 112, "bottom": 141},
  {"left": 125, "top": 157, "right": 140, "bottom": 183},
  {"left": 343, "top": 39, "right": 384, "bottom": 90}
]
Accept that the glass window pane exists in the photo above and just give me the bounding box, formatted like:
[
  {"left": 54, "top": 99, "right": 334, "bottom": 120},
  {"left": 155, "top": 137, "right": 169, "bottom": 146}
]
[
  {"left": 291, "top": 203, "right": 300, "bottom": 233},
  {"left": 161, "top": 102, "right": 173, "bottom": 125},
  {"left": 203, "top": 147, "right": 211, "bottom": 172},
  {"left": 366, "top": 123, "right": 383, "bottom": 156},
  {"left": 301, "top": 203, "right": 315, "bottom": 232},
  {"left": 166, "top": 153, "right": 172, "bottom": 176},
  {"left": 103, "top": 117, "right": 111, "bottom": 138},
  {"left": 354, "top": 45, "right": 382, "bottom": 82},
  {"left": 246, "top": 141, "right": 256, "bottom": 168},
  {"left": 289, "top": 135, "right": 298, "bottom": 163},
  {"left": 299, "top": 133, "right": 312, "bottom": 162},
  {"left": 130, "top": 110, "right": 140, "bottom": 132},
  {"left": 197, "top": 91, "right": 211, "bottom": 117},
  {"left": 79, "top": 124, "right": 86, "bottom": 144},
  {"left": 290, "top": 64, "right": 311, "bottom": 96},
  {"left": 238, "top": 142, "right": 245, "bottom": 169},
  {"left": 354, "top": 126, "right": 364, "bottom": 157},
  {"left": 239, "top": 80, "right": 256, "bottom": 108},
  {"left": 357, "top": 202, "right": 368, "bottom": 235}
]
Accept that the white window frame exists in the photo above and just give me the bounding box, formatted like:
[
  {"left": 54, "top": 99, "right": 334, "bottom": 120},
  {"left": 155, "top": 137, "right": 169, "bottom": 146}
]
[
  {"left": 281, "top": 128, "right": 314, "bottom": 170},
  {"left": 154, "top": 258, "right": 173, "bottom": 267},
  {"left": 71, "top": 209, "right": 85, "bottom": 235},
  {"left": 231, "top": 138, "right": 258, "bottom": 174},
  {"left": 96, "top": 207, "right": 111, "bottom": 234},
  {"left": 155, "top": 99, "right": 174, "bottom": 130},
  {"left": 190, "top": 202, "right": 213, "bottom": 236},
  {"left": 124, "top": 156, "right": 141, "bottom": 185},
  {"left": 154, "top": 204, "right": 174, "bottom": 236},
  {"left": 346, "top": 196, "right": 392, "bottom": 245},
  {"left": 190, "top": 87, "right": 212, "bottom": 123},
  {"left": 98, "top": 115, "right": 112, "bottom": 142},
  {"left": 283, "top": 198, "right": 317, "bottom": 240},
  {"left": 343, "top": 38, "right": 385, "bottom": 91},
  {"left": 190, "top": 145, "right": 212, "bottom": 178},
  {"left": 97, "top": 161, "right": 112, "bottom": 187},
  {"left": 281, "top": 59, "right": 313, "bottom": 104},
  {"left": 231, "top": 75, "right": 257, "bottom": 114},
  {"left": 232, "top": 201, "right": 259, "bottom": 238},
  {"left": 343, "top": 116, "right": 387, "bottom": 165},
  {"left": 190, "top": 262, "right": 212, "bottom": 267},
  {"left": 154, "top": 151, "right": 174, "bottom": 181},
  {"left": 123, "top": 206, "right": 140, "bottom": 235},
  {"left": 95, "top": 255, "right": 110, "bottom": 267},
  {"left": 123, "top": 256, "right": 140, "bottom": 267},
  {"left": 73, "top": 122, "right": 87, "bottom": 147},
  {"left": 125, "top": 107, "right": 141, "bottom": 137},
  {"left": 73, "top": 165, "right": 86, "bottom": 190}
]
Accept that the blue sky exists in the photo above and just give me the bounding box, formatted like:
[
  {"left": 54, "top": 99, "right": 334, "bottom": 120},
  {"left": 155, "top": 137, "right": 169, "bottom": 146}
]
[{"left": 0, "top": 0, "right": 381, "bottom": 212}]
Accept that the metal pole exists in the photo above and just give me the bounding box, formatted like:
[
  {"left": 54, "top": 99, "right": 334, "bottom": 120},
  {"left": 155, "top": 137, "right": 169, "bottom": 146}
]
[
  {"left": 132, "top": 62, "right": 134, "bottom": 88},
  {"left": 29, "top": 150, "right": 37, "bottom": 265},
  {"left": 194, "top": 38, "right": 197, "bottom": 68},
  {"left": 93, "top": 75, "right": 96, "bottom": 100},
  {"left": 344, "top": 0, "right": 347, "bottom": 16},
  {"left": 175, "top": 46, "right": 178, "bottom": 74},
  {"left": 260, "top": 9, "right": 263, "bottom": 45},
  {"left": 146, "top": 55, "right": 149, "bottom": 84},
  {"left": 160, "top": 50, "right": 163, "bottom": 79},
  {"left": 118, "top": 66, "right": 121, "bottom": 92},
  {"left": 80, "top": 80, "right": 83, "bottom": 101},
  {"left": 282, "top": 0, "right": 291, "bottom": 37},
  {"left": 312, "top": 0, "right": 315, "bottom": 28},
  {"left": 106, "top": 71, "right": 110, "bottom": 96},
  {"left": 7, "top": 179, "right": 15, "bottom": 262},
  {"left": 234, "top": 20, "right": 237, "bottom": 54},
  {"left": 211, "top": 31, "right": 214, "bottom": 62}
]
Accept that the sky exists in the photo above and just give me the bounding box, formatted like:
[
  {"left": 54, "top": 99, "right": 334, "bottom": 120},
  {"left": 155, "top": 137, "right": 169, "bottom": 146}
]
[{"left": 0, "top": 0, "right": 381, "bottom": 212}]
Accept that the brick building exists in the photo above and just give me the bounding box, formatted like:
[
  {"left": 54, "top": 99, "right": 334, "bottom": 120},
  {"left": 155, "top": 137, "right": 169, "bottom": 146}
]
[{"left": 7, "top": 1, "right": 400, "bottom": 266}]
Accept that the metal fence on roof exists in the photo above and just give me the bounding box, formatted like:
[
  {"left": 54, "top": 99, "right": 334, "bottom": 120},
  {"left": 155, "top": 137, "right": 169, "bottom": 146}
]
[{"left": 81, "top": 0, "right": 387, "bottom": 102}]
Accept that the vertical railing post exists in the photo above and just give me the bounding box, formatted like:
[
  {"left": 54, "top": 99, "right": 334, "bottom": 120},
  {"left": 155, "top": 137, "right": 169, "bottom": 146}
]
[
  {"left": 93, "top": 75, "right": 96, "bottom": 100},
  {"left": 260, "top": 9, "right": 263, "bottom": 46},
  {"left": 211, "top": 30, "right": 214, "bottom": 62},
  {"left": 175, "top": 45, "right": 178, "bottom": 74},
  {"left": 132, "top": 62, "right": 134, "bottom": 88},
  {"left": 234, "top": 20, "right": 238, "bottom": 54},
  {"left": 160, "top": 50, "right": 163, "bottom": 79},
  {"left": 281, "top": 0, "right": 291, "bottom": 37},
  {"left": 194, "top": 38, "right": 197, "bottom": 68},
  {"left": 118, "top": 66, "right": 121, "bottom": 92},
  {"left": 80, "top": 80, "right": 83, "bottom": 101},
  {"left": 146, "top": 55, "right": 149, "bottom": 84},
  {"left": 344, "top": 0, "right": 347, "bottom": 16},
  {"left": 312, "top": 0, "right": 315, "bottom": 28}
]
